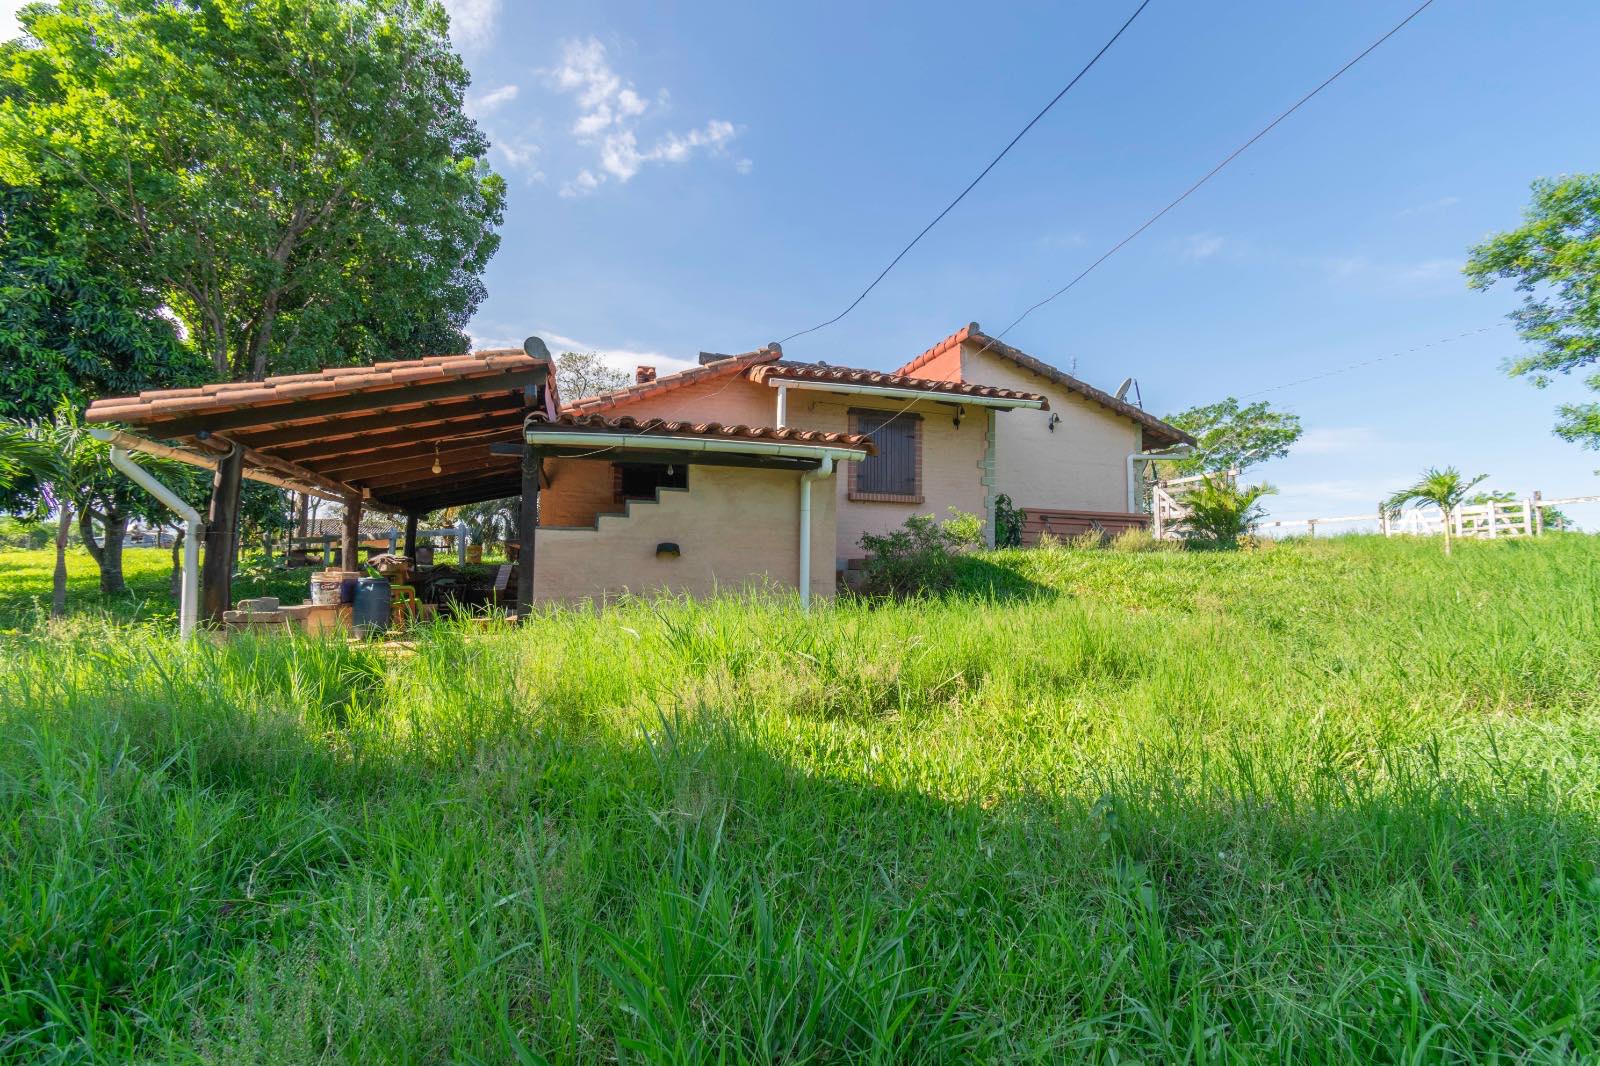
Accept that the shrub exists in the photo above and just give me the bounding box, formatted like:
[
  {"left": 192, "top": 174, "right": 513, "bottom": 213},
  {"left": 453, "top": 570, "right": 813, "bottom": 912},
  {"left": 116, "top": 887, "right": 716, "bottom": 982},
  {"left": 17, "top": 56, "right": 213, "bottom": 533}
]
[
  {"left": 993, "top": 493, "right": 1024, "bottom": 548},
  {"left": 1173, "top": 475, "right": 1275, "bottom": 550},
  {"left": 0, "top": 516, "right": 54, "bottom": 550},
  {"left": 1108, "top": 526, "right": 1167, "bottom": 553},
  {"left": 858, "top": 510, "right": 983, "bottom": 597}
]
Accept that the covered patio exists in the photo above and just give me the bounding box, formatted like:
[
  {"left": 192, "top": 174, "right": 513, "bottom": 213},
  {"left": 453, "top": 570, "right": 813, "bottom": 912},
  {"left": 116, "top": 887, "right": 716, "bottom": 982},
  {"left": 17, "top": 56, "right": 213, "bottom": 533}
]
[{"left": 86, "top": 340, "right": 560, "bottom": 632}]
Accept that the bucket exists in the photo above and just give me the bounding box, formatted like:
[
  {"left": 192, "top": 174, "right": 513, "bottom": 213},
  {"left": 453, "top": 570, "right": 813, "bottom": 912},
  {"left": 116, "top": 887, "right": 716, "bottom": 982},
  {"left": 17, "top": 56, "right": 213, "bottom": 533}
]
[{"left": 353, "top": 577, "right": 391, "bottom": 634}]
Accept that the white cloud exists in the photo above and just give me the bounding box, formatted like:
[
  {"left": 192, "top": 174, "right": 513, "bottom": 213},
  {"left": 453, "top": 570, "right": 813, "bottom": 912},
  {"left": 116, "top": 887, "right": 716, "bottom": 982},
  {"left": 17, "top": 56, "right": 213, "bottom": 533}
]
[
  {"left": 1295, "top": 426, "right": 1379, "bottom": 456},
  {"left": 466, "top": 83, "right": 519, "bottom": 118},
  {"left": 441, "top": 0, "right": 500, "bottom": 50},
  {"left": 1396, "top": 195, "right": 1461, "bottom": 218},
  {"left": 1182, "top": 232, "right": 1227, "bottom": 260},
  {"left": 1322, "top": 255, "right": 1459, "bottom": 289},
  {"left": 491, "top": 136, "right": 544, "bottom": 181},
  {"left": 545, "top": 38, "right": 743, "bottom": 196},
  {"left": 735, "top": 158, "right": 754, "bottom": 175},
  {"left": 538, "top": 330, "right": 698, "bottom": 378}
]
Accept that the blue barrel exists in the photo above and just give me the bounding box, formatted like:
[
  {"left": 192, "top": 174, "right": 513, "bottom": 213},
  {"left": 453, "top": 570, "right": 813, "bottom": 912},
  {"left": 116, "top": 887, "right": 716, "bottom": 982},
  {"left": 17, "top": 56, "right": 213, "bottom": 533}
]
[{"left": 352, "top": 577, "right": 391, "bottom": 633}]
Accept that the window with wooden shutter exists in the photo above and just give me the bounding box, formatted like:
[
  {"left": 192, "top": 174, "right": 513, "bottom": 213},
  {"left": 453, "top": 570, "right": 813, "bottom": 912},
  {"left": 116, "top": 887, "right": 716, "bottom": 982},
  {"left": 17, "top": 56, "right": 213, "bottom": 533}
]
[{"left": 848, "top": 408, "right": 922, "bottom": 503}]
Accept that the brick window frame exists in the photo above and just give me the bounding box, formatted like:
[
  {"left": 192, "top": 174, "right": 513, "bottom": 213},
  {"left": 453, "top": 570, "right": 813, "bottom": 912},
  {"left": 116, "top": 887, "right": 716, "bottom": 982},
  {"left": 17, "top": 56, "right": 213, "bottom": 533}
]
[{"left": 847, "top": 408, "right": 923, "bottom": 504}]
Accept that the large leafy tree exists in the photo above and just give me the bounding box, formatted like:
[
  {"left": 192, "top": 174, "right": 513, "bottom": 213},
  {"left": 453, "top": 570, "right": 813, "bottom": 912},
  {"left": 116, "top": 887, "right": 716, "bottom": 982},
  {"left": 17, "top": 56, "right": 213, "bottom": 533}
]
[
  {"left": 554, "top": 350, "right": 630, "bottom": 404},
  {"left": 0, "top": 0, "right": 506, "bottom": 619},
  {"left": 1466, "top": 175, "right": 1600, "bottom": 451},
  {"left": 1162, "top": 397, "right": 1303, "bottom": 476},
  {"left": 0, "top": 182, "right": 206, "bottom": 422}
]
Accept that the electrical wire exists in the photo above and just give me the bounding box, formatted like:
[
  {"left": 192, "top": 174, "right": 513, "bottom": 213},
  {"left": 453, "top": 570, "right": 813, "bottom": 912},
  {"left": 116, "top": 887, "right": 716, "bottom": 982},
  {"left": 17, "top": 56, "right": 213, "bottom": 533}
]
[
  {"left": 1236, "top": 324, "right": 1502, "bottom": 399},
  {"left": 982, "top": 0, "right": 1436, "bottom": 348},
  {"left": 778, "top": 0, "right": 1156, "bottom": 345}
]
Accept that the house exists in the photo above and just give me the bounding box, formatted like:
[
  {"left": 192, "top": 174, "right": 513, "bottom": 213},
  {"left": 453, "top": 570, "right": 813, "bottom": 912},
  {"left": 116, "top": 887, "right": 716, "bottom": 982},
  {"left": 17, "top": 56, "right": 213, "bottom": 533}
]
[
  {"left": 895, "top": 323, "right": 1193, "bottom": 543},
  {"left": 528, "top": 322, "right": 1193, "bottom": 599},
  {"left": 85, "top": 326, "right": 1192, "bottom": 616}
]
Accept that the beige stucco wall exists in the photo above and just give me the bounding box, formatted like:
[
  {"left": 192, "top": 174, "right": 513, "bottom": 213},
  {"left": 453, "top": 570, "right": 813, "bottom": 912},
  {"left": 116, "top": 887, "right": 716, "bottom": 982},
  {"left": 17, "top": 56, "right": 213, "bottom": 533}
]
[
  {"left": 532, "top": 463, "right": 835, "bottom": 603},
  {"left": 551, "top": 364, "right": 988, "bottom": 567},
  {"left": 775, "top": 391, "right": 988, "bottom": 561},
  {"left": 958, "top": 342, "right": 1140, "bottom": 513}
]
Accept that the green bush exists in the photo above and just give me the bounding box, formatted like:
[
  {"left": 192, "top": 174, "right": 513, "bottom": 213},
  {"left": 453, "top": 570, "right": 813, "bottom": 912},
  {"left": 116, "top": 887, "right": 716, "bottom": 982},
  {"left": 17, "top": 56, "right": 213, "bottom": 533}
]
[
  {"left": 0, "top": 516, "right": 54, "bottom": 550},
  {"left": 1173, "top": 475, "right": 1275, "bottom": 550},
  {"left": 993, "top": 493, "right": 1024, "bottom": 547},
  {"left": 858, "top": 510, "right": 984, "bottom": 597}
]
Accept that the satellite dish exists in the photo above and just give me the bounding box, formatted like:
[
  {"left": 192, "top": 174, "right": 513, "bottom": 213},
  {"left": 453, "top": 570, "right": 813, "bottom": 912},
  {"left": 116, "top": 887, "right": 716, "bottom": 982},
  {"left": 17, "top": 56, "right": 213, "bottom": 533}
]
[{"left": 1114, "top": 377, "right": 1134, "bottom": 401}]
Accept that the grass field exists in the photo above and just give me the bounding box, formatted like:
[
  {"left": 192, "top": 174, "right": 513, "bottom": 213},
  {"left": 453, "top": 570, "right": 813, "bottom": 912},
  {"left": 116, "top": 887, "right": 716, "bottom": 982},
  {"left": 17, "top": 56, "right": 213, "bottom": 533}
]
[{"left": 3, "top": 537, "right": 1599, "bottom": 1062}]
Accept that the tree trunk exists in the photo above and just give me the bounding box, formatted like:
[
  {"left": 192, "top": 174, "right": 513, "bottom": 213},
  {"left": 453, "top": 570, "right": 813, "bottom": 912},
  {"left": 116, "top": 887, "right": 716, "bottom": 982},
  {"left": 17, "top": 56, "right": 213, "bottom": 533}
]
[
  {"left": 98, "top": 512, "right": 128, "bottom": 594},
  {"left": 297, "top": 492, "right": 311, "bottom": 538},
  {"left": 170, "top": 526, "right": 185, "bottom": 599},
  {"left": 79, "top": 508, "right": 102, "bottom": 567},
  {"left": 202, "top": 448, "right": 245, "bottom": 622},
  {"left": 341, "top": 494, "right": 362, "bottom": 571},
  {"left": 52, "top": 503, "right": 71, "bottom": 619}
]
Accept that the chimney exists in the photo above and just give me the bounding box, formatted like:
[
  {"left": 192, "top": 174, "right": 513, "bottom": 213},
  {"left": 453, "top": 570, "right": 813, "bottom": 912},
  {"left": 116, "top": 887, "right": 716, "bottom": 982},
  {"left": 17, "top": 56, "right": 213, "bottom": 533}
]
[{"left": 635, "top": 366, "right": 656, "bottom": 385}]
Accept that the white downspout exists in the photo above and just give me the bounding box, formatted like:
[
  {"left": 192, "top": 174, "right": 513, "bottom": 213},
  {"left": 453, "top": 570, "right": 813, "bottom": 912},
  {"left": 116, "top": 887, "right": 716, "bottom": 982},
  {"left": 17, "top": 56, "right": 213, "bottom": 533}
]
[
  {"left": 95, "top": 432, "right": 201, "bottom": 638},
  {"left": 798, "top": 456, "right": 834, "bottom": 611},
  {"left": 776, "top": 383, "right": 788, "bottom": 428},
  {"left": 1127, "top": 444, "right": 1195, "bottom": 512}
]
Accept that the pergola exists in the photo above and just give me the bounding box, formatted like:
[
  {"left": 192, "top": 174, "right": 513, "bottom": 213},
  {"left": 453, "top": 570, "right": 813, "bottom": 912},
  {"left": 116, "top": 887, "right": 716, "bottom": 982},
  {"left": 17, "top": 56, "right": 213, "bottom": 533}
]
[{"left": 85, "top": 339, "right": 559, "bottom": 623}]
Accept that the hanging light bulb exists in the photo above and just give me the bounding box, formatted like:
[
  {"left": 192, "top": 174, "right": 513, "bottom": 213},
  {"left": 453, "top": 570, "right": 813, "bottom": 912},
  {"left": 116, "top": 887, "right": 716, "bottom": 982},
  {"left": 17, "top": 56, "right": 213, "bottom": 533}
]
[
  {"left": 431, "top": 442, "right": 442, "bottom": 475},
  {"left": 667, "top": 464, "right": 675, "bottom": 476}
]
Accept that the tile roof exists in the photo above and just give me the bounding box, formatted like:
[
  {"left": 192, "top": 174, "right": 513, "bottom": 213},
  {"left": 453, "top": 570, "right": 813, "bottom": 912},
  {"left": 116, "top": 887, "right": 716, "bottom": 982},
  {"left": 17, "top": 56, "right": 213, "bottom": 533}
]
[
  {"left": 748, "top": 361, "right": 1048, "bottom": 407},
  {"left": 525, "top": 412, "right": 877, "bottom": 454},
  {"left": 563, "top": 345, "right": 783, "bottom": 414},
  {"left": 85, "top": 349, "right": 551, "bottom": 426},
  {"left": 898, "top": 323, "right": 1195, "bottom": 448}
]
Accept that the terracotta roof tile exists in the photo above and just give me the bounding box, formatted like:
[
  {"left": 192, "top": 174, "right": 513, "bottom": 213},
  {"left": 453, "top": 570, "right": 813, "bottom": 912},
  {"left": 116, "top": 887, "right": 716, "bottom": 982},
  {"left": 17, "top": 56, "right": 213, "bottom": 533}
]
[
  {"left": 564, "top": 345, "right": 783, "bottom": 413},
  {"left": 86, "top": 349, "right": 554, "bottom": 427},
  {"left": 748, "top": 362, "right": 1048, "bottom": 407},
  {"left": 526, "top": 412, "right": 877, "bottom": 455},
  {"left": 897, "top": 323, "right": 1195, "bottom": 448}
]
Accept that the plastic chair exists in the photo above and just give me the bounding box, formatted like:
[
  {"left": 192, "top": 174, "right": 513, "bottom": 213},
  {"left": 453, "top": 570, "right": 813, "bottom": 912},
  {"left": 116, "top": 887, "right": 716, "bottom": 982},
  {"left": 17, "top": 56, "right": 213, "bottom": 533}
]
[{"left": 390, "top": 584, "right": 421, "bottom": 624}]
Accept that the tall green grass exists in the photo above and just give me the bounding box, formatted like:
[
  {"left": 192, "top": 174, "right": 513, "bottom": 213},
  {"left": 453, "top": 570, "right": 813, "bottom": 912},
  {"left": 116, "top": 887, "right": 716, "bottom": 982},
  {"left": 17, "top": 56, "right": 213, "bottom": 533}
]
[{"left": 3, "top": 535, "right": 1599, "bottom": 1062}]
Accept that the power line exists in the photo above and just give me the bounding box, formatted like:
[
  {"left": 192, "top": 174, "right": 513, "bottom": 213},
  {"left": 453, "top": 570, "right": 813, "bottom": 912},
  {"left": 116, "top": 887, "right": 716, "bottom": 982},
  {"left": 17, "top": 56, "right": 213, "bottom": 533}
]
[
  {"left": 983, "top": 0, "right": 1436, "bottom": 347},
  {"left": 778, "top": 0, "right": 1155, "bottom": 345},
  {"left": 1237, "top": 324, "right": 1503, "bottom": 399}
]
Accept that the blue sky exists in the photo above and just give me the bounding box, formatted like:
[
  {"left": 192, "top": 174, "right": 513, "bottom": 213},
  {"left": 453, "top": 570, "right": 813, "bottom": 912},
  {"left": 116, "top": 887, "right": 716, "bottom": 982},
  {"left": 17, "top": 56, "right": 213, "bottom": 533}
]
[{"left": 7, "top": 0, "right": 1598, "bottom": 525}]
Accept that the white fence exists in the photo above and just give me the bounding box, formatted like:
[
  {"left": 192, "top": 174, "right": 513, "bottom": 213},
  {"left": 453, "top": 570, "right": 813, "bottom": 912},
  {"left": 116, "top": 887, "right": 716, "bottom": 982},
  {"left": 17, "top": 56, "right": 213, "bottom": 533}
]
[{"left": 1251, "top": 494, "right": 1599, "bottom": 540}]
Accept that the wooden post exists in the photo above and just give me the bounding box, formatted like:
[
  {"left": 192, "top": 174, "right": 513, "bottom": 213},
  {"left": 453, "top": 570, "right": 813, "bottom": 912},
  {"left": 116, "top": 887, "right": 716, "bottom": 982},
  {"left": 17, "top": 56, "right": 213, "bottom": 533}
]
[
  {"left": 1307, "top": 518, "right": 1317, "bottom": 538},
  {"left": 1533, "top": 491, "right": 1544, "bottom": 536},
  {"left": 403, "top": 513, "right": 419, "bottom": 559},
  {"left": 1379, "top": 504, "right": 1391, "bottom": 537},
  {"left": 517, "top": 447, "right": 539, "bottom": 621},
  {"left": 201, "top": 444, "right": 244, "bottom": 622},
  {"left": 342, "top": 494, "right": 362, "bottom": 572}
]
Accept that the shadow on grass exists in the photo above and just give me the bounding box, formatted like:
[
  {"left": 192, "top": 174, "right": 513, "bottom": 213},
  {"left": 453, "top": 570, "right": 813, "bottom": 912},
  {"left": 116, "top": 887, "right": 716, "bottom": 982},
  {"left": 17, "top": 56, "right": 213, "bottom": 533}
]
[{"left": 7, "top": 641, "right": 1599, "bottom": 1064}]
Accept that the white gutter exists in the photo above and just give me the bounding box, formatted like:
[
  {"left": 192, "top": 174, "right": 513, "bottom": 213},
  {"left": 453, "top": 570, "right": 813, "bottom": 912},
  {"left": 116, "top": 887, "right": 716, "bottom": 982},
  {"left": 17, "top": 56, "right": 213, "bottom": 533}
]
[
  {"left": 761, "top": 378, "right": 1045, "bottom": 410},
  {"left": 1127, "top": 444, "right": 1195, "bottom": 512},
  {"left": 93, "top": 429, "right": 201, "bottom": 638},
  {"left": 798, "top": 456, "right": 834, "bottom": 611},
  {"left": 523, "top": 428, "right": 869, "bottom": 465}
]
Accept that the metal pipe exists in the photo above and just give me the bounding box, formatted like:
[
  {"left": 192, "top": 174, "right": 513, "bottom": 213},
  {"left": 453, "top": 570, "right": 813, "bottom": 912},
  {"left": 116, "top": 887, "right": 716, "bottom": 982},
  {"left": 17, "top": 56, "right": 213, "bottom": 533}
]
[
  {"left": 776, "top": 383, "right": 788, "bottom": 428},
  {"left": 798, "top": 456, "right": 835, "bottom": 610},
  {"left": 95, "top": 432, "right": 201, "bottom": 638},
  {"left": 761, "top": 378, "right": 1045, "bottom": 409},
  {"left": 1126, "top": 444, "right": 1195, "bottom": 512}
]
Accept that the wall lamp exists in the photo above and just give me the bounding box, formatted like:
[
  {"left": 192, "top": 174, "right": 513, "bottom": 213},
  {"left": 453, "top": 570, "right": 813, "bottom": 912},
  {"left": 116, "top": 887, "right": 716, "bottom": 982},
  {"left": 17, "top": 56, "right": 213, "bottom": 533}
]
[{"left": 1047, "top": 413, "right": 1062, "bottom": 432}]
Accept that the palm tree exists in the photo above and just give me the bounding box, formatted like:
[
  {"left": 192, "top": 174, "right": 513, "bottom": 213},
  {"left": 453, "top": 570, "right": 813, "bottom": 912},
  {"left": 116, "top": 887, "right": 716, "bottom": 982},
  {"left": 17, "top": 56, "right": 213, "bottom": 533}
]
[
  {"left": 1384, "top": 467, "right": 1489, "bottom": 555},
  {"left": 1172, "top": 474, "right": 1276, "bottom": 549},
  {"left": 0, "top": 418, "right": 75, "bottom": 616}
]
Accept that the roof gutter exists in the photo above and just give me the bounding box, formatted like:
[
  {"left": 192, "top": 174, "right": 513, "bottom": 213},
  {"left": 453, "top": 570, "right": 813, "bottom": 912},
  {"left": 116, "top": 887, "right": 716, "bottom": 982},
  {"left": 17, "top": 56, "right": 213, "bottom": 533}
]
[
  {"left": 759, "top": 378, "right": 1045, "bottom": 410},
  {"left": 523, "top": 428, "right": 870, "bottom": 464}
]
